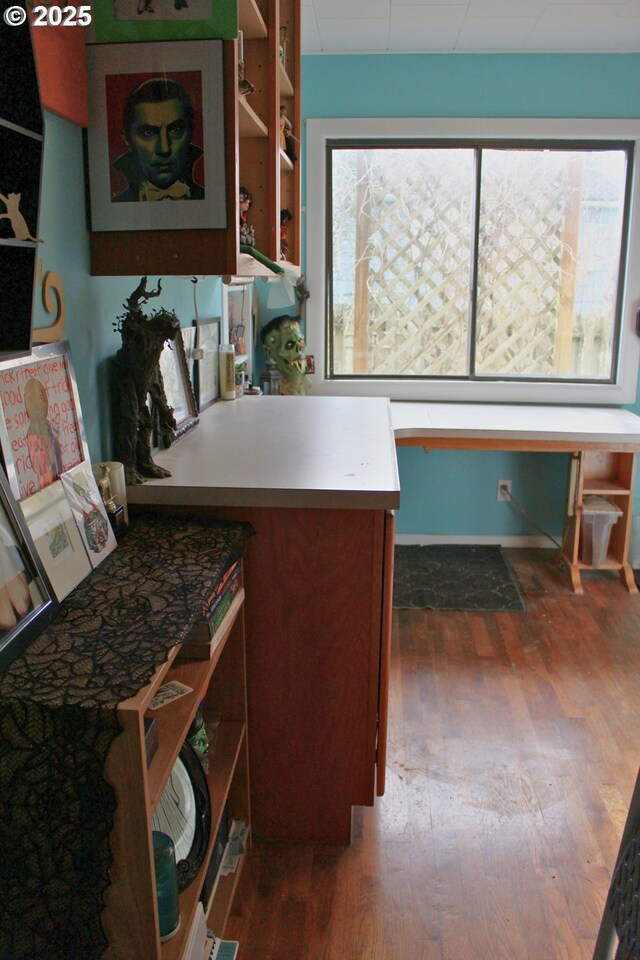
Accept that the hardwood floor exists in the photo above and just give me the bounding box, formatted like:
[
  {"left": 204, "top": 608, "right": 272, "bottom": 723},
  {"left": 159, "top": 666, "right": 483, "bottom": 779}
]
[{"left": 227, "top": 549, "right": 640, "bottom": 959}]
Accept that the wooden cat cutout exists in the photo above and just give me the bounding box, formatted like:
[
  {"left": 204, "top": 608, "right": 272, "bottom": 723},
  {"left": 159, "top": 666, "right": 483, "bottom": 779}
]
[{"left": 0, "top": 191, "right": 42, "bottom": 242}]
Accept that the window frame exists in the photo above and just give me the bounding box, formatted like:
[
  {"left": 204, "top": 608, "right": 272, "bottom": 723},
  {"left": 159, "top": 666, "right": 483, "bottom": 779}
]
[{"left": 306, "top": 117, "right": 640, "bottom": 405}]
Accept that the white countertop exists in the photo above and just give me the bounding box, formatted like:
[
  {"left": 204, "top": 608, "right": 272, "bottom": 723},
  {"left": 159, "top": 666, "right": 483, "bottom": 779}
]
[
  {"left": 127, "top": 395, "right": 401, "bottom": 510},
  {"left": 391, "top": 401, "right": 640, "bottom": 447}
]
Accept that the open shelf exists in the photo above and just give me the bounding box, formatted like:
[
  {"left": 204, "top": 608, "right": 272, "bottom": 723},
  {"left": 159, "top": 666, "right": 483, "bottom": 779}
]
[
  {"left": 206, "top": 850, "right": 247, "bottom": 934},
  {"left": 279, "top": 61, "right": 294, "bottom": 96},
  {"left": 104, "top": 557, "right": 250, "bottom": 959},
  {"left": 280, "top": 149, "right": 293, "bottom": 171},
  {"left": 239, "top": 97, "right": 268, "bottom": 138},
  {"left": 239, "top": 0, "right": 267, "bottom": 37}
]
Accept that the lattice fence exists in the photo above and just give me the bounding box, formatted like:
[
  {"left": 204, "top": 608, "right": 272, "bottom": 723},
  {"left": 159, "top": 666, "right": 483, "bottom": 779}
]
[{"left": 331, "top": 148, "right": 616, "bottom": 379}]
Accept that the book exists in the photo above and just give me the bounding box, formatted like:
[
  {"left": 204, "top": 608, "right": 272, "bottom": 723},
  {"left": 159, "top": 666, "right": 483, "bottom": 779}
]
[
  {"left": 201, "top": 562, "right": 240, "bottom": 621},
  {"left": 178, "top": 584, "right": 244, "bottom": 661},
  {"left": 203, "top": 937, "right": 239, "bottom": 960}
]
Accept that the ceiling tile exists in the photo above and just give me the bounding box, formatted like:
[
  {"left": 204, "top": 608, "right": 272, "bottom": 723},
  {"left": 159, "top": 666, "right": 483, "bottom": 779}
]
[
  {"left": 302, "top": 12, "right": 322, "bottom": 51},
  {"left": 312, "top": 0, "right": 391, "bottom": 15},
  {"left": 467, "top": 0, "right": 546, "bottom": 14},
  {"left": 456, "top": 16, "right": 538, "bottom": 49},
  {"left": 316, "top": 16, "right": 391, "bottom": 51},
  {"left": 389, "top": 6, "right": 466, "bottom": 49},
  {"left": 303, "top": 0, "right": 640, "bottom": 52},
  {"left": 526, "top": 3, "right": 640, "bottom": 49}
]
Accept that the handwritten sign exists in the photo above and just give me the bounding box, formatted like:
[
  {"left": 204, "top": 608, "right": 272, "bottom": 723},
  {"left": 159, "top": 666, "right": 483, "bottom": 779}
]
[{"left": 0, "top": 355, "right": 84, "bottom": 500}]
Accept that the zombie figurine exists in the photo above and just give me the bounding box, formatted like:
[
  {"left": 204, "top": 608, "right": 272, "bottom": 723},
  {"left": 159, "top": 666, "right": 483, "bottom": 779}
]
[{"left": 260, "top": 314, "right": 309, "bottom": 396}]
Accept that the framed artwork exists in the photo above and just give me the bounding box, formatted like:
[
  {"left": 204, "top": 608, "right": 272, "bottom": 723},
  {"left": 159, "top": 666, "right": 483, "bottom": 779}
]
[
  {"left": 85, "top": 0, "right": 237, "bottom": 43},
  {"left": 85, "top": 40, "right": 226, "bottom": 232},
  {"left": 0, "top": 467, "right": 57, "bottom": 673},
  {"left": 60, "top": 463, "right": 118, "bottom": 569},
  {"left": 194, "top": 316, "right": 220, "bottom": 410},
  {"left": 180, "top": 324, "right": 197, "bottom": 394},
  {"left": 0, "top": 341, "right": 90, "bottom": 502},
  {"left": 158, "top": 330, "right": 199, "bottom": 441},
  {"left": 19, "top": 480, "right": 92, "bottom": 601}
]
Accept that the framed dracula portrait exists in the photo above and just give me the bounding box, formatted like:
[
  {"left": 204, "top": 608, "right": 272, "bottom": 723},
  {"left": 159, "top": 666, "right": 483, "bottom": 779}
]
[{"left": 86, "top": 39, "right": 226, "bottom": 232}]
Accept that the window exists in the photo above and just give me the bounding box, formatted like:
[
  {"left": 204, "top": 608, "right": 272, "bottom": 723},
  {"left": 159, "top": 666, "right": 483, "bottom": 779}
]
[{"left": 306, "top": 119, "right": 640, "bottom": 404}]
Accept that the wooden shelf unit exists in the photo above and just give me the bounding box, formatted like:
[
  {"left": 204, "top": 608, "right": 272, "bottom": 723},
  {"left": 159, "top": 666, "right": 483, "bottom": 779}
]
[
  {"left": 103, "top": 585, "right": 250, "bottom": 960},
  {"left": 277, "top": 0, "right": 301, "bottom": 264},
  {"left": 90, "top": 2, "right": 301, "bottom": 276},
  {"left": 563, "top": 450, "right": 637, "bottom": 594}
]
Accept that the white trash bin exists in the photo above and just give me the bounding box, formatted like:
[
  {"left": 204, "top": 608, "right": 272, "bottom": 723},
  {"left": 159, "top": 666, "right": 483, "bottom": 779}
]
[{"left": 581, "top": 496, "right": 623, "bottom": 567}]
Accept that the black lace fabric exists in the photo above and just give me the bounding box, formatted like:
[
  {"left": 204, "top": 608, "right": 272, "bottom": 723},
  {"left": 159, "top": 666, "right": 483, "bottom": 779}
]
[{"left": 0, "top": 515, "right": 252, "bottom": 960}]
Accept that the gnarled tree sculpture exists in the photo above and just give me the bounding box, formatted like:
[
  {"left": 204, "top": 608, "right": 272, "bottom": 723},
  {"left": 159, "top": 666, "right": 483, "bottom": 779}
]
[{"left": 112, "top": 277, "right": 180, "bottom": 485}]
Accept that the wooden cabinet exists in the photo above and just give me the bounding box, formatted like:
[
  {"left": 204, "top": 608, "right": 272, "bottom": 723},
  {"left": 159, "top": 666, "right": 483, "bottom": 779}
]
[
  {"left": 89, "top": 1, "right": 301, "bottom": 277},
  {"left": 103, "top": 587, "right": 249, "bottom": 960},
  {"left": 564, "top": 450, "right": 637, "bottom": 594}
]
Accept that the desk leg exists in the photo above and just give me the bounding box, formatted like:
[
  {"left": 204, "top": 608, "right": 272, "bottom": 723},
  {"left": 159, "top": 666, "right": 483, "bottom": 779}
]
[
  {"left": 619, "top": 562, "right": 638, "bottom": 594},
  {"left": 567, "top": 563, "right": 584, "bottom": 595}
]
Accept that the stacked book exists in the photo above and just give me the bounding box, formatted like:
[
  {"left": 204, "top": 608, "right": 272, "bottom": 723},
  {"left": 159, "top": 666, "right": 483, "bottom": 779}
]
[
  {"left": 179, "top": 562, "right": 243, "bottom": 661},
  {"left": 203, "top": 937, "right": 239, "bottom": 960}
]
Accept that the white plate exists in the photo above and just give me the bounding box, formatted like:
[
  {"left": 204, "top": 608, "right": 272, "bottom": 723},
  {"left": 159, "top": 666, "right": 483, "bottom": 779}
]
[{"left": 152, "top": 755, "right": 196, "bottom": 864}]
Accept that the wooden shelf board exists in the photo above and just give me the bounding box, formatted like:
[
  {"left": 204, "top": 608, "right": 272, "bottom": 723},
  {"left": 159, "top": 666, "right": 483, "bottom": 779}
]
[
  {"left": 280, "top": 149, "right": 293, "bottom": 172},
  {"left": 239, "top": 0, "right": 267, "bottom": 38},
  {"left": 576, "top": 557, "right": 623, "bottom": 570},
  {"left": 239, "top": 97, "right": 268, "bottom": 138},
  {"left": 583, "top": 479, "right": 631, "bottom": 495},
  {"left": 279, "top": 61, "right": 294, "bottom": 96}
]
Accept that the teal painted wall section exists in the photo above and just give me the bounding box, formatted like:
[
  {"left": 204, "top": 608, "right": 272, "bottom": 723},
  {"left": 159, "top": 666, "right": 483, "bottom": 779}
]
[
  {"left": 302, "top": 52, "right": 640, "bottom": 539},
  {"left": 302, "top": 53, "right": 640, "bottom": 119},
  {"left": 34, "top": 113, "right": 222, "bottom": 461}
]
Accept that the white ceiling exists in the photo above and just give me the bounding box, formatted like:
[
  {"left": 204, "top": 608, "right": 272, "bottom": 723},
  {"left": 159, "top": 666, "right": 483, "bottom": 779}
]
[{"left": 302, "top": 0, "right": 640, "bottom": 53}]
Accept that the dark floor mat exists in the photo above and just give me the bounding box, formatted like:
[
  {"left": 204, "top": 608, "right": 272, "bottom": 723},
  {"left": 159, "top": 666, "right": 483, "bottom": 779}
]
[{"left": 393, "top": 544, "right": 527, "bottom": 612}]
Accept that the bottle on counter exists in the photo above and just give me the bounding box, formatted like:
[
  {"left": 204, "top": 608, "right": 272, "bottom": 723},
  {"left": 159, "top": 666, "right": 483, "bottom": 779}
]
[{"left": 219, "top": 345, "right": 236, "bottom": 400}]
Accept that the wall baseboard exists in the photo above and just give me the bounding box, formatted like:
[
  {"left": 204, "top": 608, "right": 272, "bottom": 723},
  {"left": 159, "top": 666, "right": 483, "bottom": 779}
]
[{"left": 394, "top": 533, "right": 555, "bottom": 549}]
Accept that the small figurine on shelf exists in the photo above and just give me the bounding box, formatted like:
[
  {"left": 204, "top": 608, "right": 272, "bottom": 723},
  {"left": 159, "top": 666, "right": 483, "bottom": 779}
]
[
  {"left": 237, "top": 30, "right": 255, "bottom": 96},
  {"left": 239, "top": 186, "right": 256, "bottom": 247},
  {"left": 280, "top": 208, "right": 292, "bottom": 260},
  {"left": 97, "top": 463, "right": 126, "bottom": 533},
  {"left": 97, "top": 464, "right": 117, "bottom": 514},
  {"left": 279, "top": 105, "right": 297, "bottom": 163}
]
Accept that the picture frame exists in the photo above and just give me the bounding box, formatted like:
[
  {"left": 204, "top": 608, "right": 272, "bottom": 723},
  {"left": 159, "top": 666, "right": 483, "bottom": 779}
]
[
  {"left": 0, "top": 466, "right": 57, "bottom": 673},
  {"left": 85, "top": 40, "right": 226, "bottom": 232},
  {"left": 193, "top": 316, "right": 220, "bottom": 410},
  {"left": 157, "top": 329, "right": 199, "bottom": 442},
  {"left": 19, "top": 479, "right": 92, "bottom": 601},
  {"left": 221, "top": 281, "right": 254, "bottom": 380},
  {"left": 180, "top": 324, "right": 197, "bottom": 394},
  {"left": 60, "top": 462, "right": 118, "bottom": 569},
  {"left": 85, "top": 0, "right": 237, "bottom": 44},
  {"left": 0, "top": 341, "right": 90, "bottom": 502}
]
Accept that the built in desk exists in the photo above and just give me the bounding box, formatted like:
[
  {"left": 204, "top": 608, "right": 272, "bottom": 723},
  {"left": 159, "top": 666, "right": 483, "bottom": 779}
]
[
  {"left": 127, "top": 396, "right": 401, "bottom": 844},
  {"left": 391, "top": 401, "right": 640, "bottom": 593}
]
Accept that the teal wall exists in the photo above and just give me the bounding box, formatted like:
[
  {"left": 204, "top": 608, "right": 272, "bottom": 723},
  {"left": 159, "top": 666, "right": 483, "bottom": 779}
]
[
  {"left": 35, "top": 55, "right": 640, "bottom": 542},
  {"left": 302, "top": 52, "right": 640, "bottom": 540}
]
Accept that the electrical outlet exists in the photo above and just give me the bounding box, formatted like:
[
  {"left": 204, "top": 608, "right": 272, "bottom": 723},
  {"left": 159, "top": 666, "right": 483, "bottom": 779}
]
[{"left": 497, "top": 479, "right": 512, "bottom": 501}]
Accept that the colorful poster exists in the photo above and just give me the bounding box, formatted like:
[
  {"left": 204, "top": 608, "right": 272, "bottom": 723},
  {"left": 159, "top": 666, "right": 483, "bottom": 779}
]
[{"left": 0, "top": 351, "right": 86, "bottom": 500}]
